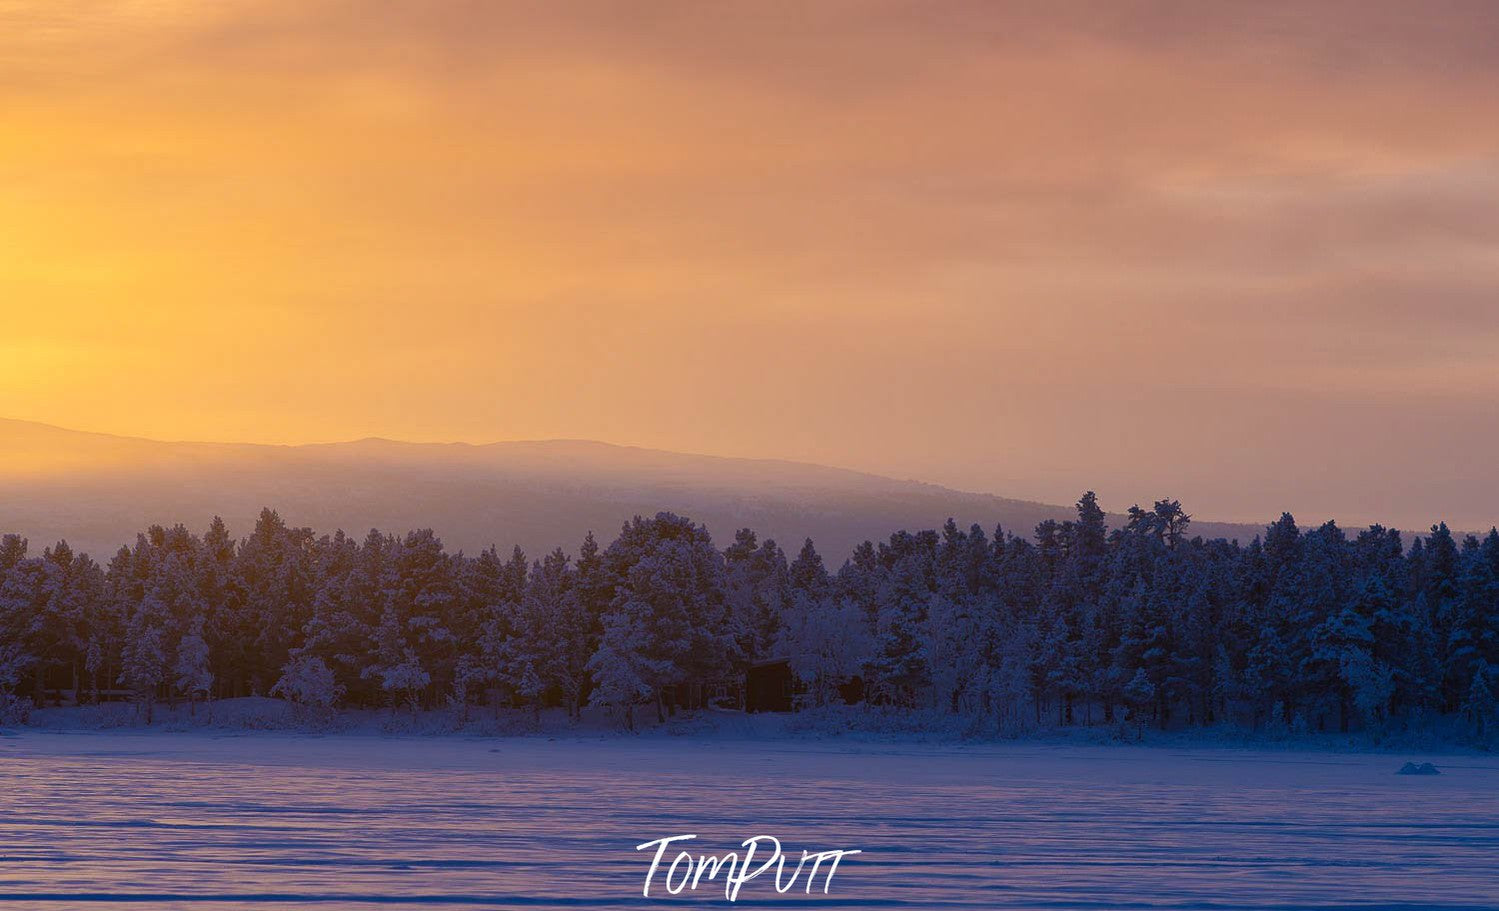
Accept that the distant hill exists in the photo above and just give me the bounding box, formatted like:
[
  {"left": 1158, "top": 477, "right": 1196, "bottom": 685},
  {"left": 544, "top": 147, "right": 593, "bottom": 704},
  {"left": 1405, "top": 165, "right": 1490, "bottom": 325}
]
[{"left": 0, "top": 418, "right": 1267, "bottom": 561}]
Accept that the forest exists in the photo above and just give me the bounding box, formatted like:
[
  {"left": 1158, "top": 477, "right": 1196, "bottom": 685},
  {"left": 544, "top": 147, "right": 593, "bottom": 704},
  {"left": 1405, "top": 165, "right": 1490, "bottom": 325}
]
[{"left": 1, "top": 494, "right": 1496, "bottom": 741}]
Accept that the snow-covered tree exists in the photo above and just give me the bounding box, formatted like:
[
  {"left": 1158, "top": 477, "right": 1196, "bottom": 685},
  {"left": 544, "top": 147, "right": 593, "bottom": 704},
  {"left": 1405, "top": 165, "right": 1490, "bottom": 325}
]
[
  {"left": 174, "top": 617, "right": 214, "bottom": 715},
  {"left": 586, "top": 629, "right": 652, "bottom": 731},
  {"left": 590, "top": 513, "right": 734, "bottom": 723},
  {"left": 1, "top": 493, "right": 1496, "bottom": 741},
  {"left": 272, "top": 652, "right": 344, "bottom": 710},
  {"left": 778, "top": 592, "right": 873, "bottom": 706},
  {"left": 868, "top": 554, "right": 932, "bottom": 707},
  {"left": 119, "top": 609, "right": 169, "bottom": 724}
]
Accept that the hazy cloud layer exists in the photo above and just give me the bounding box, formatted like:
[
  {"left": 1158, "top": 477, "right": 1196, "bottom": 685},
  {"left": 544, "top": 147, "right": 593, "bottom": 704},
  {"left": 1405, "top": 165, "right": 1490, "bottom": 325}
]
[{"left": 3, "top": 1, "right": 1498, "bottom": 529}]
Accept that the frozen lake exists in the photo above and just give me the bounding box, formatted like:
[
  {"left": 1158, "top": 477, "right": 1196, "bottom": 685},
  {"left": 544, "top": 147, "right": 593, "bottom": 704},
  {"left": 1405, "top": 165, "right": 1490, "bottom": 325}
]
[{"left": 1, "top": 731, "right": 1496, "bottom": 909}]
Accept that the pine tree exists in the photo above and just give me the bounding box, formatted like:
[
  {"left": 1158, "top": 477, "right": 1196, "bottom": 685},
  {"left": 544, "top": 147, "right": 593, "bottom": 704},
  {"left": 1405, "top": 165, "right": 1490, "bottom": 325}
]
[
  {"left": 590, "top": 513, "right": 734, "bottom": 723},
  {"left": 788, "top": 538, "right": 830, "bottom": 599},
  {"left": 454, "top": 544, "right": 506, "bottom": 710},
  {"left": 296, "top": 529, "right": 368, "bottom": 704},
  {"left": 197, "top": 516, "right": 238, "bottom": 701},
  {"left": 569, "top": 531, "right": 609, "bottom": 715},
  {"left": 391, "top": 529, "right": 459, "bottom": 701},
  {"left": 174, "top": 617, "right": 213, "bottom": 715},
  {"left": 869, "top": 554, "right": 932, "bottom": 707},
  {"left": 503, "top": 549, "right": 585, "bottom": 719},
  {"left": 118, "top": 561, "right": 171, "bottom": 727},
  {"left": 0, "top": 535, "right": 39, "bottom": 705},
  {"left": 1462, "top": 664, "right": 1497, "bottom": 745},
  {"left": 0, "top": 493, "right": 1494, "bottom": 741},
  {"left": 234, "top": 509, "right": 315, "bottom": 696}
]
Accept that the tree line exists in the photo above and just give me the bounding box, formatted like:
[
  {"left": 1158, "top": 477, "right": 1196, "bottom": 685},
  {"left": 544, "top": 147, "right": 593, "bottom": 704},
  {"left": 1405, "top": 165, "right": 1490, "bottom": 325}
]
[{"left": 1, "top": 495, "right": 1496, "bottom": 740}]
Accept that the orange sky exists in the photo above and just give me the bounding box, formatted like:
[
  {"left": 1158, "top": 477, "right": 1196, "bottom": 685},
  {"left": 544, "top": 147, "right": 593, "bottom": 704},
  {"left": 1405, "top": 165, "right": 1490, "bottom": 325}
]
[{"left": 4, "top": 1, "right": 1499, "bottom": 529}]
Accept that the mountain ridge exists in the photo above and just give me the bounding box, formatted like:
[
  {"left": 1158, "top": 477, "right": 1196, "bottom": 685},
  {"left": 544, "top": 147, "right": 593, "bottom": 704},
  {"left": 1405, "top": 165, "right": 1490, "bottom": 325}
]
[{"left": 1, "top": 417, "right": 1269, "bottom": 560}]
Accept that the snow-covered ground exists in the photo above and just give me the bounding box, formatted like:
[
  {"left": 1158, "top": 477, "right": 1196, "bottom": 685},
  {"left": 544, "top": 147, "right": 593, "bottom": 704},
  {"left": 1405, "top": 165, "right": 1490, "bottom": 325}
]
[{"left": 1, "top": 725, "right": 1496, "bottom": 910}]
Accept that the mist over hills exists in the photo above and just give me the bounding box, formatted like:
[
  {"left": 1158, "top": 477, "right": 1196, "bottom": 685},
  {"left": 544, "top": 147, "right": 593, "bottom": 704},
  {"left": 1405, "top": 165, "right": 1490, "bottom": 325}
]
[{"left": 0, "top": 418, "right": 1268, "bottom": 560}]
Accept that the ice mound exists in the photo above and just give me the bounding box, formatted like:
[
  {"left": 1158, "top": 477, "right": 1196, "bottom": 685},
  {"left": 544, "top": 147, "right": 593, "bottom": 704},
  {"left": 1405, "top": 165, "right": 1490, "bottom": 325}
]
[{"left": 1398, "top": 761, "right": 1441, "bottom": 776}]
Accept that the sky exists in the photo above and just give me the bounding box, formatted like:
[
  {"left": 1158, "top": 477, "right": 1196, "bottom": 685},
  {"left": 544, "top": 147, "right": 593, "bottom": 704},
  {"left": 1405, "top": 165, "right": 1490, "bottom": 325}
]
[{"left": 3, "top": 0, "right": 1499, "bottom": 530}]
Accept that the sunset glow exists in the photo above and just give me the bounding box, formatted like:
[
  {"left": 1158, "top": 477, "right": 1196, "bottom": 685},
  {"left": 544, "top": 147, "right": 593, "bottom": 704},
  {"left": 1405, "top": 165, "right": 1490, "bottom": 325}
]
[{"left": 4, "top": 1, "right": 1499, "bottom": 527}]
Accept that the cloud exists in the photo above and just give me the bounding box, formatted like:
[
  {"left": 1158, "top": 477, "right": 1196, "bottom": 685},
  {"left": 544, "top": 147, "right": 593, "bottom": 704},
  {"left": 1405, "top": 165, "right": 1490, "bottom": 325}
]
[{"left": 2, "top": 1, "right": 1498, "bottom": 529}]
